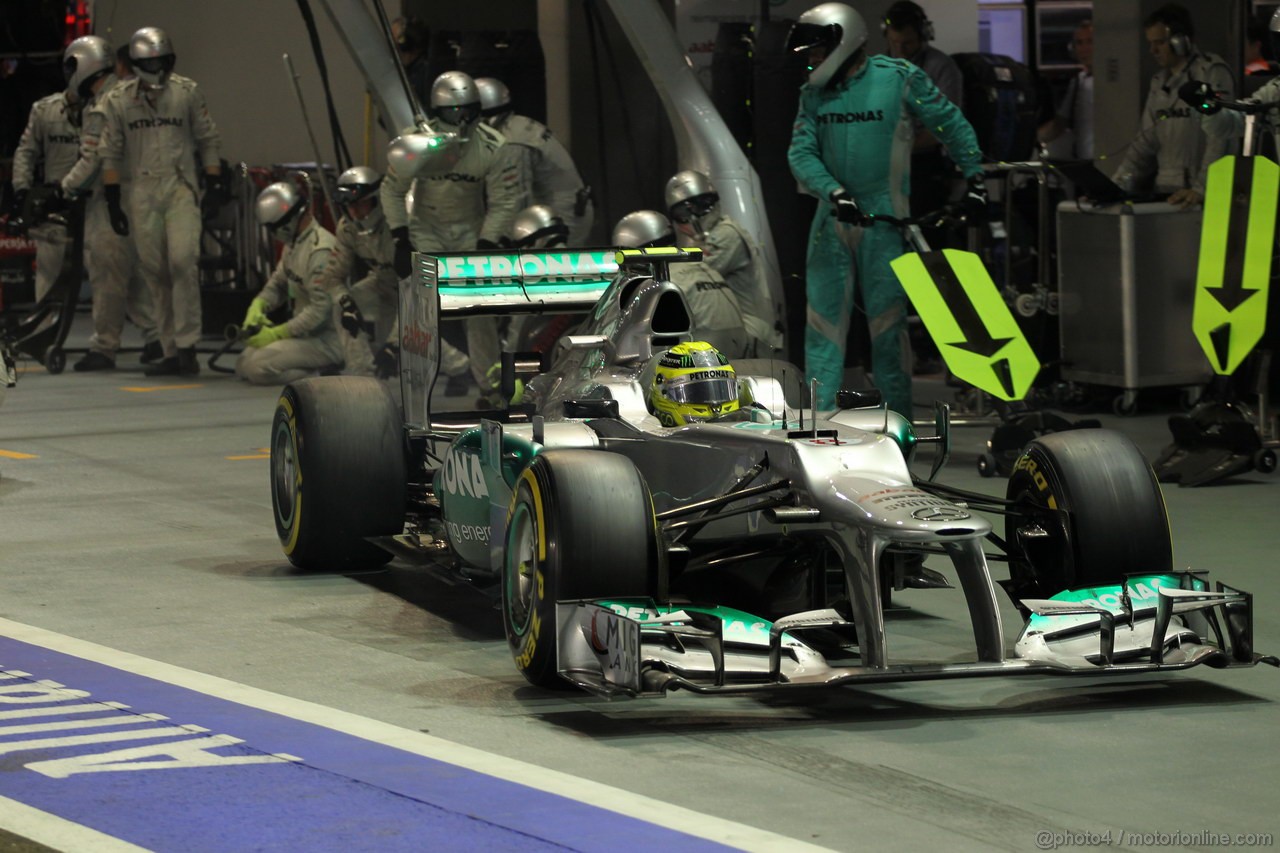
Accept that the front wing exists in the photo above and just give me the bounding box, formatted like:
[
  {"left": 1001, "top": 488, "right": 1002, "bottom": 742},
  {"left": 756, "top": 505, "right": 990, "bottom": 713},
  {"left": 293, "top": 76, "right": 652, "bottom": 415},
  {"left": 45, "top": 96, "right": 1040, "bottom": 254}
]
[{"left": 555, "top": 573, "right": 1278, "bottom": 698}]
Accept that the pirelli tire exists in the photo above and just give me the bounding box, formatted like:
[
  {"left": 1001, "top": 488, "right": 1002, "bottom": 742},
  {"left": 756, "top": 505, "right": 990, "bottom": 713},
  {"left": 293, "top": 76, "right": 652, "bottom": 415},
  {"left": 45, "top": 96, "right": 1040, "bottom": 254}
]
[
  {"left": 502, "top": 449, "right": 661, "bottom": 689},
  {"left": 271, "top": 376, "right": 407, "bottom": 570},
  {"left": 1005, "top": 429, "right": 1172, "bottom": 598}
]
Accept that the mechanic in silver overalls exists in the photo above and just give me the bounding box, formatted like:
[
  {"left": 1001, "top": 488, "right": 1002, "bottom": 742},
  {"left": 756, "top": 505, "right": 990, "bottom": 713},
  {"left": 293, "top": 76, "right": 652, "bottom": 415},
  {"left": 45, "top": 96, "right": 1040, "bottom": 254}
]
[
  {"left": 664, "top": 170, "right": 782, "bottom": 356},
  {"left": 324, "top": 166, "right": 469, "bottom": 382},
  {"left": 1110, "top": 4, "right": 1234, "bottom": 208},
  {"left": 97, "top": 27, "right": 225, "bottom": 376},
  {"left": 381, "top": 71, "right": 520, "bottom": 406},
  {"left": 59, "top": 36, "right": 161, "bottom": 372},
  {"left": 475, "top": 77, "right": 594, "bottom": 246},
  {"left": 235, "top": 183, "right": 342, "bottom": 385}
]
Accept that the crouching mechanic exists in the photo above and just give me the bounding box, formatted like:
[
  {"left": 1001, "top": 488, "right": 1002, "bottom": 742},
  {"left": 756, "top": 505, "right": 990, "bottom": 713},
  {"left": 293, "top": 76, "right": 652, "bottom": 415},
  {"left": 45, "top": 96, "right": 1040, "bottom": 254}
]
[
  {"left": 612, "top": 210, "right": 759, "bottom": 359},
  {"left": 325, "top": 165, "right": 470, "bottom": 382},
  {"left": 664, "top": 169, "right": 783, "bottom": 355},
  {"left": 235, "top": 183, "right": 341, "bottom": 385},
  {"left": 786, "top": 2, "right": 984, "bottom": 417}
]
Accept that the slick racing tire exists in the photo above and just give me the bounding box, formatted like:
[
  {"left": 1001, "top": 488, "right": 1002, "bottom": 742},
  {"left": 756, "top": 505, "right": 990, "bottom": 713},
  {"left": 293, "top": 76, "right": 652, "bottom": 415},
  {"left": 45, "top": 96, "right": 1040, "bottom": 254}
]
[
  {"left": 503, "top": 449, "right": 661, "bottom": 689},
  {"left": 271, "top": 376, "right": 407, "bottom": 570},
  {"left": 1005, "top": 429, "right": 1171, "bottom": 597}
]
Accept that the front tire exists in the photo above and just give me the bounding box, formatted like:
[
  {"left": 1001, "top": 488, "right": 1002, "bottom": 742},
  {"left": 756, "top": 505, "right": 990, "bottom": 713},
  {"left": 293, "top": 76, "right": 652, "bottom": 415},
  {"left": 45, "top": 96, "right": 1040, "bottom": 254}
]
[
  {"left": 503, "top": 450, "right": 661, "bottom": 688},
  {"left": 271, "top": 376, "right": 407, "bottom": 570},
  {"left": 1006, "top": 429, "right": 1171, "bottom": 597}
]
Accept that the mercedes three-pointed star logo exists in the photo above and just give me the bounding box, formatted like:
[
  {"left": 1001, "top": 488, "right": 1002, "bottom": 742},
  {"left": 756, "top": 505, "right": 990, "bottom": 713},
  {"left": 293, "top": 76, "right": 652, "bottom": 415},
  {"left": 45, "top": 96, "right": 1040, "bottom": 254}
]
[{"left": 912, "top": 505, "right": 971, "bottom": 521}]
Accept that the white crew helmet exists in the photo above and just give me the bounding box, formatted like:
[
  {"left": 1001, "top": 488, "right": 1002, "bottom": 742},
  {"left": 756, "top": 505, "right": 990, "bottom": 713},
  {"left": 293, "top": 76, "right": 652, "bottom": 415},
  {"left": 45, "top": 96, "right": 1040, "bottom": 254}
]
[
  {"left": 787, "top": 3, "right": 869, "bottom": 88},
  {"left": 256, "top": 182, "right": 308, "bottom": 244},
  {"left": 612, "top": 211, "right": 676, "bottom": 249},
  {"left": 63, "top": 36, "right": 113, "bottom": 101},
  {"left": 129, "top": 26, "right": 176, "bottom": 88}
]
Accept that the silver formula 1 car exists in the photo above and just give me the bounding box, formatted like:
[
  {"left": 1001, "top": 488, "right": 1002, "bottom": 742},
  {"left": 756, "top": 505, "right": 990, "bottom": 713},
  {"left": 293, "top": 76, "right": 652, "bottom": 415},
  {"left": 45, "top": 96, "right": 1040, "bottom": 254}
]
[{"left": 268, "top": 247, "right": 1277, "bottom": 697}]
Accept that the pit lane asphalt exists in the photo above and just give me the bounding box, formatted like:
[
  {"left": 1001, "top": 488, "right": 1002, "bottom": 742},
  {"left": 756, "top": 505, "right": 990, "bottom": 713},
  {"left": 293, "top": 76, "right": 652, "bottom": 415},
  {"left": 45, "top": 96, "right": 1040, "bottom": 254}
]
[{"left": 1, "top": 342, "right": 1277, "bottom": 852}]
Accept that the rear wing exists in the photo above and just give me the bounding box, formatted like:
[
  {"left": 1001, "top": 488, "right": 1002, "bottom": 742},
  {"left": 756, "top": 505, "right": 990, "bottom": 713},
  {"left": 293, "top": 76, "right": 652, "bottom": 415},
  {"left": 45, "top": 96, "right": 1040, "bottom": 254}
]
[
  {"left": 399, "top": 248, "right": 619, "bottom": 429},
  {"left": 430, "top": 249, "right": 619, "bottom": 316}
]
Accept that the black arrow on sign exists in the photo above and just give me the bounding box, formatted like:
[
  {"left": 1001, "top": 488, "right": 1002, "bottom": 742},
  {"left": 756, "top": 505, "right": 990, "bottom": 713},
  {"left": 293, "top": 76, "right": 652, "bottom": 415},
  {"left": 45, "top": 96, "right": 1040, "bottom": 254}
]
[
  {"left": 1211, "top": 157, "right": 1260, "bottom": 313},
  {"left": 919, "top": 251, "right": 1016, "bottom": 398}
]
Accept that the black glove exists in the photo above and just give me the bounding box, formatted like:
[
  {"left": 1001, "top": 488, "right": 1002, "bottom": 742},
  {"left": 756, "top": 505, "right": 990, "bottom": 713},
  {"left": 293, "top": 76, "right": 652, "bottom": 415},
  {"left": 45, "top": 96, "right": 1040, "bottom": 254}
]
[
  {"left": 5, "top": 190, "right": 28, "bottom": 236},
  {"left": 392, "top": 226, "right": 412, "bottom": 279},
  {"left": 338, "top": 293, "right": 366, "bottom": 338},
  {"left": 1178, "top": 80, "right": 1221, "bottom": 115},
  {"left": 104, "top": 184, "right": 129, "bottom": 236},
  {"left": 373, "top": 343, "right": 399, "bottom": 379},
  {"left": 476, "top": 237, "right": 499, "bottom": 251},
  {"left": 830, "top": 190, "right": 872, "bottom": 227},
  {"left": 201, "top": 171, "right": 228, "bottom": 221},
  {"left": 41, "top": 183, "right": 67, "bottom": 216},
  {"left": 961, "top": 175, "right": 988, "bottom": 221}
]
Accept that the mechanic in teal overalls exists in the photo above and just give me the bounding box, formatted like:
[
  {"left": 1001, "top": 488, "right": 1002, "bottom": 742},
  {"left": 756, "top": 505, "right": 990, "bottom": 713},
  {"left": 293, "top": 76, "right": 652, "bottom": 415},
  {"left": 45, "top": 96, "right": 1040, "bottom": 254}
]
[{"left": 787, "top": 2, "right": 985, "bottom": 416}]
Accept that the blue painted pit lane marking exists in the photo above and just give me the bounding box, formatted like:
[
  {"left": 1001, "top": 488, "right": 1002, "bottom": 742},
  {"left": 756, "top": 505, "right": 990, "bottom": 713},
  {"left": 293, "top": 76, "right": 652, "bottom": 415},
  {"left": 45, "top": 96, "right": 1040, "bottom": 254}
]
[{"left": 0, "top": 619, "right": 830, "bottom": 853}]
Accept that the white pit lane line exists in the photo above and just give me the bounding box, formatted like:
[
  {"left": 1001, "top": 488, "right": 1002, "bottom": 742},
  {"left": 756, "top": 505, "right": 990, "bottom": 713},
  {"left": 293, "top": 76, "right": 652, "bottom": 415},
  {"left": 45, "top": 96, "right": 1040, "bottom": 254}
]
[
  {"left": 0, "top": 795, "right": 149, "bottom": 852},
  {"left": 0, "top": 617, "right": 832, "bottom": 853}
]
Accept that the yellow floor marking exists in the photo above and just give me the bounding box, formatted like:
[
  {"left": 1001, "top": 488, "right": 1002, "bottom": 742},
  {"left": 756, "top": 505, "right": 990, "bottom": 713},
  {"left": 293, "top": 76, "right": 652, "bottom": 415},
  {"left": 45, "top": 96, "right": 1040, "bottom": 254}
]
[
  {"left": 118, "top": 384, "right": 204, "bottom": 393},
  {"left": 0, "top": 450, "right": 38, "bottom": 460},
  {"left": 226, "top": 449, "right": 270, "bottom": 460}
]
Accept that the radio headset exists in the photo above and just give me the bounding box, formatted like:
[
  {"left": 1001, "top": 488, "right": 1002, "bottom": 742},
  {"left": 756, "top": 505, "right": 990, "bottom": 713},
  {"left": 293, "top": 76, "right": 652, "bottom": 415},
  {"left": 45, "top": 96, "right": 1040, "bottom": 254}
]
[{"left": 881, "top": 1, "right": 934, "bottom": 43}]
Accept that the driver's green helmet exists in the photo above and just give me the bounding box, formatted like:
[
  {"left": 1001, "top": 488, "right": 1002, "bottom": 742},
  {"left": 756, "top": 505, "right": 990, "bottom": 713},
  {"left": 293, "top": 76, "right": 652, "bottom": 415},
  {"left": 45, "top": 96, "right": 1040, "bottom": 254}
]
[{"left": 649, "top": 341, "right": 740, "bottom": 426}]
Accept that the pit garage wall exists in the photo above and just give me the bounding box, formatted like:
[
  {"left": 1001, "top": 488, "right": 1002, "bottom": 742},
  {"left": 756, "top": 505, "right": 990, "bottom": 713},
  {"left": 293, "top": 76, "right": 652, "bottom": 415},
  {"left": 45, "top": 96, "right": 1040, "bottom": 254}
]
[{"left": 92, "top": 0, "right": 392, "bottom": 170}]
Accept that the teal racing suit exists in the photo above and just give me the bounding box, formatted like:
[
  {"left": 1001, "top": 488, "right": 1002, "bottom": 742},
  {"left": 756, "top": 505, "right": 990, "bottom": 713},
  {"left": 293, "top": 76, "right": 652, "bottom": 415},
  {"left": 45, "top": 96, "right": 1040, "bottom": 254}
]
[{"left": 788, "top": 56, "right": 982, "bottom": 415}]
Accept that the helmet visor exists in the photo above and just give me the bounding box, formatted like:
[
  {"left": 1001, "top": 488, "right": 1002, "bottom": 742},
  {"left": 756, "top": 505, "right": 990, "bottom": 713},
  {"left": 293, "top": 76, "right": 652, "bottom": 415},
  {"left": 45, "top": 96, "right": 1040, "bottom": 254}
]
[
  {"left": 669, "top": 195, "right": 717, "bottom": 224},
  {"left": 435, "top": 104, "right": 481, "bottom": 127},
  {"left": 661, "top": 373, "right": 738, "bottom": 406},
  {"left": 132, "top": 55, "right": 175, "bottom": 76},
  {"left": 787, "top": 22, "right": 840, "bottom": 55}
]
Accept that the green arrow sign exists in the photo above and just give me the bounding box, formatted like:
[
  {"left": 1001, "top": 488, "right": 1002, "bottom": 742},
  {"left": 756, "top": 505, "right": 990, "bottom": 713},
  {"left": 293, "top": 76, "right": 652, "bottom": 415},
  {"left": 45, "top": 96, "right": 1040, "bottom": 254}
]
[
  {"left": 891, "top": 248, "right": 1040, "bottom": 401},
  {"left": 1194, "top": 154, "right": 1278, "bottom": 374}
]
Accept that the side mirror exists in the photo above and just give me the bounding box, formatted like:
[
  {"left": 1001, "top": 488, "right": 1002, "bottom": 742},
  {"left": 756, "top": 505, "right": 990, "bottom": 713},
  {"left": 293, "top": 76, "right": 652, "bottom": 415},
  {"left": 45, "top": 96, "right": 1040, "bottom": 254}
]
[{"left": 836, "top": 388, "right": 883, "bottom": 409}]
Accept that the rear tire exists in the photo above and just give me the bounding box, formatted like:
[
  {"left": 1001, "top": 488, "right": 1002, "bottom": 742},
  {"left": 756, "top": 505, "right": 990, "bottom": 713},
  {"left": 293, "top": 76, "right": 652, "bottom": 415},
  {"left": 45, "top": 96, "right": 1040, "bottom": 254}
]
[
  {"left": 1005, "top": 429, "right": 1171, "bottom": 597},
  {"left": 503, "top": 450, "right": 660, "bottom": 688},
  {"left": 271, "top": 376, "right": 407, "bottom": 570}
]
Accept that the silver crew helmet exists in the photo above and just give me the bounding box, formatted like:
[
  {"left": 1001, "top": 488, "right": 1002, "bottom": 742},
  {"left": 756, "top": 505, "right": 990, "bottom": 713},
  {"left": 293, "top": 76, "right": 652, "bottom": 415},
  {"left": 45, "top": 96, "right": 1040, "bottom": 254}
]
[
  {"left": 787, "top": 3, "right": 868, "bottom": 88},
  {"left": 129, "top": 26, "right": 176, "bottom": 88},
  {"left": 508, "top": 205, "right": 569, "bottom": 250},
  {"left": 256, "top": 182, "right": 308, "bottom": 244},
  {"left": 429, "top": 71, "right": 482, "bottom": 131},
  {"left": 612, "top": 210, "right": 676, "bottom": 249},
  {"left": 386, "top": 131, "right": 461, "bottom": 180},
  {"left": 664, "top": 170, "right": 721, "bottom": 233},
  {"left": 336, "top": 166, "right": 384, "bottom": 232},
  {"left": 63, "top": 36, "right": 113, "bottom": 101},
  {"left": 335, "top": 166, "right": 382, "bottom": 206},
  {"left": 474, "top": 77, "right": 512, "bottom": 122}
]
